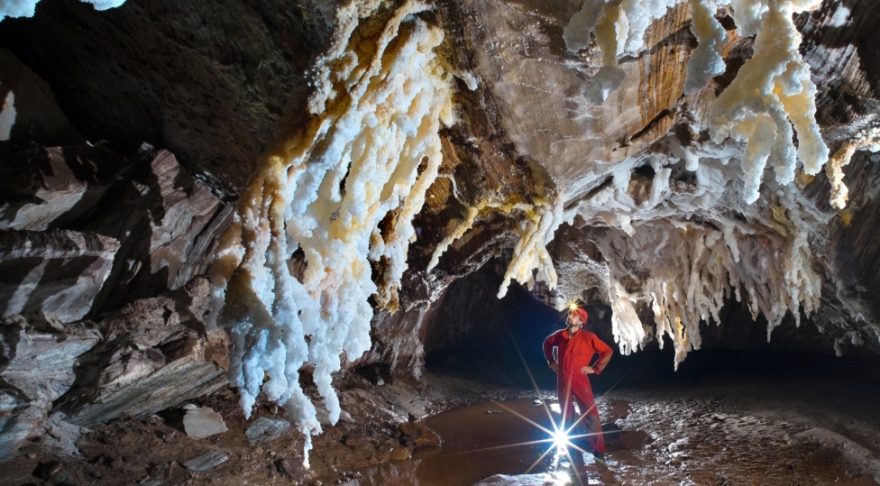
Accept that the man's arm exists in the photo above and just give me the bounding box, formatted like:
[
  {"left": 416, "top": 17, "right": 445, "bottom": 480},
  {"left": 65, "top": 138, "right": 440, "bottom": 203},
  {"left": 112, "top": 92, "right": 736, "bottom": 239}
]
[
  {"left": 590, "top": 333, "right": 613, "bottom": 375},
  {"left": 543, "top": 331, "right": 560, "bottom": 372}
]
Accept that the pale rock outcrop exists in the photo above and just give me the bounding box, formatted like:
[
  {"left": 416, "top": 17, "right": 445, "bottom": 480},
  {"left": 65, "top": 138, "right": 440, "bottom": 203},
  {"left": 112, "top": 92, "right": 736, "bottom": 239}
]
[
  {"left": 0, "top": 139, "right": 231, "bottom": 456},
  {"left": 80, "top": 146, "right": 231, "bottom": 311},
  {"left": 0, "top": 145, "right": 129, "bottom": 231},
  {"left": 0, "top": 229, "right": 119, "bottom": 323}
]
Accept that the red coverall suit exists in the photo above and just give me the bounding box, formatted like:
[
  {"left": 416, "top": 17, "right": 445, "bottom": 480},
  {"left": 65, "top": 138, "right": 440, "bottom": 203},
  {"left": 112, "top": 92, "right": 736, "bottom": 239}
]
[{"left": 543, "top": 326, "right": 613, "bottom": 455}]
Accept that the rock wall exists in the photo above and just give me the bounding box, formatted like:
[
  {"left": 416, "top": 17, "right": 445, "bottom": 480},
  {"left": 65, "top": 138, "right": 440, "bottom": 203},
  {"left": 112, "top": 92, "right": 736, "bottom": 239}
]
[
  {"left": 1, "top": 0, "right": 337, "bottom": 189},
  {"left": 0, "top": 119, "right": 231, "bottom": 457},
  {"left": 0, "top": 320, "right": 99, "bottom": 460}
]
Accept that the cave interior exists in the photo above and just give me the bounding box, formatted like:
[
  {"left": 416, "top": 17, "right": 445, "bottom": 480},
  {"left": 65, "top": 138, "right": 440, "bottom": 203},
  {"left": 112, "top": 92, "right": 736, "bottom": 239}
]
[{"left": 1, "top": 0, "right": 880, "bottom": 484}]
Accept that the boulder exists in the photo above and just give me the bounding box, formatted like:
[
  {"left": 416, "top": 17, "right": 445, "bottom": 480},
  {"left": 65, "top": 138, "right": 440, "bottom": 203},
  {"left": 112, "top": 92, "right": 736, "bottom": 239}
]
[
  {"left": 245, "top": 416, "right": 291, "bottom": 444},
  {"left": 398, "top": 421, "right": 442, "bottom": 451},
  {"left": 58, "top": 280, "right": 229, "bottom": 425},
  {"left": 0, "top": 229, "right": 119, "bottom": 323},
  {"left": 182, "top": 450, "right": 229, "bottom": 473},
  {"left": 182, "top": 405, "right": 228, "bottom": 440}
]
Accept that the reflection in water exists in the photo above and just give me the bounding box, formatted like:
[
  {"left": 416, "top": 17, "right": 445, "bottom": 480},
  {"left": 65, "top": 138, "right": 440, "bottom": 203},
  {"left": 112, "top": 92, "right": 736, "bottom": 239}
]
[
  {"left": 348, "top": 350, "right": 880, "bottom": 485},
  {"left": 352, "top": 458, "right": 422, "bottom": 485},
  {"left": 348, "top": 391, "right": 876, "bottom": 486},
  {"left": 350, "top": 398, "right": 617, "bottom": 485}
]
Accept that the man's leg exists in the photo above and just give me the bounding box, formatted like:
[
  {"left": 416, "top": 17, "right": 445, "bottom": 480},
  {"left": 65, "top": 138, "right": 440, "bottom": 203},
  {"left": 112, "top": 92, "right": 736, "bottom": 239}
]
[
  {"left": 574, "top": 391, "right": 605, "bottom": 456},
  {"left": 558, "top": 377, "right": 577, "bottom": 431},
  {"left": 557, "top": 378, "right": 589, "bottom": 475}
]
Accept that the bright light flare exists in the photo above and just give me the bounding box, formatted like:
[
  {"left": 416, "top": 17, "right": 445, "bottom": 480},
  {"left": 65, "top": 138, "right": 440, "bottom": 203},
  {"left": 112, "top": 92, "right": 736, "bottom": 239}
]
[
  {"left": 568, "top": 301, "right": 578, "bottom": 312},
  {"left": 552, "top": 429, "right": 571, "bottom": 450}
]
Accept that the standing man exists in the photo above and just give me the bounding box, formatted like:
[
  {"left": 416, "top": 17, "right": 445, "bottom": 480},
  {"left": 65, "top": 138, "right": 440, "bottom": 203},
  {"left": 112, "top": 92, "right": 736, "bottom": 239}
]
[{"left": 543, "top": 305, "right": 613, "bottom": 461}]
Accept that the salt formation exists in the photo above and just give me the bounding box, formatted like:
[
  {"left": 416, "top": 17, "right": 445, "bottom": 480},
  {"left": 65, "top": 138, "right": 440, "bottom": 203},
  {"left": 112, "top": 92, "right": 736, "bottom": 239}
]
[
  {"left": 426, "top": 206, "right": 480, "bottom": 273},
  {"left": 547, "top": 0, "right": 836, "bottom": 364},
  {"left": 708, "top": 0, "right": 828, "bottom": 204},
  {"left": 496, "top": 198, "right": 566, "bottom": 299},
  {"left": 609, "top": 280, "right": 646, "bottom": 355},
  {"left": 638, "top": 218, "right": 820, "bottom": 366},
  {"left": 431, "top": 1, "right": 834, "bottom": 361},
  {"left": 564, "top": 0, "right": 829, "bottom": 204},
  {"left": 427, "top": 196, "right": 567, "bottom": 299},
  {"left": 210, "top": 1, "right": 453, "bottom": 465},
  {"left": 0, "top": 0, "right": 125, "bottom": 19},
  {"left": 563, "top": 0, "right": 679, "bottom": 102},
  {"left": 570, "top": 151, "right": 823, "bottom": 365},
  {"left": 685, "top": 0, "right": 727, "bottom": 95}
]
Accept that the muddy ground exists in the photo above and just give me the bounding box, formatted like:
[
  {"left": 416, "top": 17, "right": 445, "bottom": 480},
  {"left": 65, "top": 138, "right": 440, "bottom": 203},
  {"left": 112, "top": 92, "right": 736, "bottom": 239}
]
[
  {"left": 2, "top": 357, "right": 880, "bottom": 485},
  {"left": 0, "top": 373, "right": 534, "bottom": 485},
  {"left": 350, "top": 377, "right": 880, "bottom": 485}
]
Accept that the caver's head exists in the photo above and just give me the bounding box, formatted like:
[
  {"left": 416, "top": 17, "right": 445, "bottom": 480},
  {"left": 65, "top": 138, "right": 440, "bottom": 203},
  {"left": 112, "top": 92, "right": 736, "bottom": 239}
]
[{"left": 566, "top": 306, "right": 588, "bottom": 331}]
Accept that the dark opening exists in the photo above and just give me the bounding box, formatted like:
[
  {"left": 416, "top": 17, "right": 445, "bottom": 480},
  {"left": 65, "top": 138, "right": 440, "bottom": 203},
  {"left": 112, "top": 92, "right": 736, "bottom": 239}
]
[{"left": 423, "top": 263, "right": 880, "bottom": 395}]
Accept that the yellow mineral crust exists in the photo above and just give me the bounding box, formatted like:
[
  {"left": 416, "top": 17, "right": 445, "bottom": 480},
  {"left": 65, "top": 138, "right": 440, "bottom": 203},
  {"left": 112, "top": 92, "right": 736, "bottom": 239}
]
[{"left": 826, "top": 127, "right": 880, "bottom": 210}]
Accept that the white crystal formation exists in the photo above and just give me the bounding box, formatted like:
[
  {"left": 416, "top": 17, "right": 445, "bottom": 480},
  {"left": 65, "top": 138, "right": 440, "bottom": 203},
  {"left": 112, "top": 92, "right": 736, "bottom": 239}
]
[
  {"left": 210, "top": 1, "right": 453, "bottom": 466},
  {"left": 1, "top": 0, "right": 125, "bottom": 19},
  {"left": 569, "top": 139, "right": 823, "bottom": 366},
  {"left": 563, "top": 0, "right": 829, "bottom": 205}
]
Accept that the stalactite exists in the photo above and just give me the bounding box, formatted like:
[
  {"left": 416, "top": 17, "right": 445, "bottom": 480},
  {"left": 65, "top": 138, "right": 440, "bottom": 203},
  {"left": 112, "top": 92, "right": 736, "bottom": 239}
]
[
  {"left": 564, "top": 0, "right": 830, "bottom": 204},
  {"left": 209, "top": 1, "right": 454, "bottom": 465}
]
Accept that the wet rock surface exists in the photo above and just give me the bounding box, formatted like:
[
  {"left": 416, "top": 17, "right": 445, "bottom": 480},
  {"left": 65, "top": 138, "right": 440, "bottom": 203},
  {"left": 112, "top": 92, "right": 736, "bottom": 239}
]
[
  {"left": 0, "top": 372, "right": 529, "bottom": 485},
  {"left": 0, "top": 359, "right": 875, "bottom": 485},
  {"left": 594, "top": 387, "right": 879, "bottom": 485},
  {"left": 353, "top": 369, "right": 880, "bottom": 485}
]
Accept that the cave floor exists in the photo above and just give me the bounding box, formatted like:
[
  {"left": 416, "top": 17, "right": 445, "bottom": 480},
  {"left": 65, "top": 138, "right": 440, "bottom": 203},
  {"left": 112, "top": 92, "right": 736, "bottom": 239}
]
[
  {"left": 2, "top": 368, "right": 879, "bottom": 485},
  {"left": 352, "top": 377, "right": 880, "bottom": 486}
]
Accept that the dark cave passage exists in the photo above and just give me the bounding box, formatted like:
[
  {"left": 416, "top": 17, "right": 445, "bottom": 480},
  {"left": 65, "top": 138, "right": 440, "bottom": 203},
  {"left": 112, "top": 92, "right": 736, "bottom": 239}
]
[
  {"left": 422, "top": 263, "right": 880, "bottom": 394},
  {"left": 412, "top": 265, "right": 880, "bottom": 485}
]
